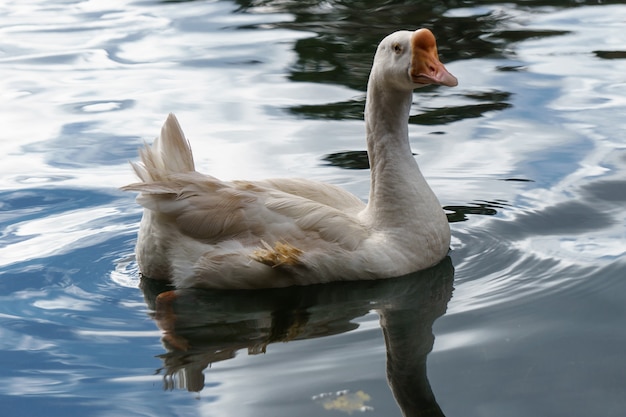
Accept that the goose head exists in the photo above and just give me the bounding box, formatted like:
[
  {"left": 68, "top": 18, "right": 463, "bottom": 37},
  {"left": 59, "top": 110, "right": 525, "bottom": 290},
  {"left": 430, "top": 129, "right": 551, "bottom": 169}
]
[{"left": 372, "top": 28, "right": 458, "bottom": 90}]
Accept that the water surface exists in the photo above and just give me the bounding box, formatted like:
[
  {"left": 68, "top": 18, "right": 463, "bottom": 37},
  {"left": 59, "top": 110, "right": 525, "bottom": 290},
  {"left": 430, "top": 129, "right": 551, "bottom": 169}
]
[{"left": 1, "top": 1, "right": 625, "bottom": 416}]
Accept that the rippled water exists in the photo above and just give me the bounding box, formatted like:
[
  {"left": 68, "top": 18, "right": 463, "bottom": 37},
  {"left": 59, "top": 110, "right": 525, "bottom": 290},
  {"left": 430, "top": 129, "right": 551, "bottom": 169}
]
[{"left": 1, "top": 1, "right": 625, "bottom": 416}]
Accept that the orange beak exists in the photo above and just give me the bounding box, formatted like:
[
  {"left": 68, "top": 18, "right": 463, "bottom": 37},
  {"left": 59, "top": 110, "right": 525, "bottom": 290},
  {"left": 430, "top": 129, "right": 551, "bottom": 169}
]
[{"left": 410, "top": 28, "right": 458, "bottom": 87}]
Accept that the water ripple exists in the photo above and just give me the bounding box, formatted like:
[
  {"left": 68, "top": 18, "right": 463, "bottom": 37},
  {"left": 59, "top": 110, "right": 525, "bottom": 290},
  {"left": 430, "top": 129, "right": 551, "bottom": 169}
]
[
  {"left": 0, "top": 188, "right": 137, "bottom": 269},
  {"left": 1, "top": 0, "right": 626, "bottom": 415}
]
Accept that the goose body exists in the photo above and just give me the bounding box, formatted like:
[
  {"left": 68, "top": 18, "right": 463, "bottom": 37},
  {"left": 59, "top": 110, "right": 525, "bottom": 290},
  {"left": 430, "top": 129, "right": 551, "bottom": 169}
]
[{"left": 123, "top": 28, "right": 457, "bottom": 289}]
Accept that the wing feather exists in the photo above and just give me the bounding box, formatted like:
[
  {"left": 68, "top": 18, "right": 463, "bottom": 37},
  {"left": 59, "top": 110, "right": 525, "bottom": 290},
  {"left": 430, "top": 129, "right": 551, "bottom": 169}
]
[{"left": 127, "top": 173, "right": 368, "bottom": 250}]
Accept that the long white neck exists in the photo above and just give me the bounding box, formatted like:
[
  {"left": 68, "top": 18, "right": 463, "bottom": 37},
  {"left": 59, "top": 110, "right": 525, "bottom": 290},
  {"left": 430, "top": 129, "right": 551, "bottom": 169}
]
[{"left": 362, "top": 71, "right": 443, "bottom": 231}]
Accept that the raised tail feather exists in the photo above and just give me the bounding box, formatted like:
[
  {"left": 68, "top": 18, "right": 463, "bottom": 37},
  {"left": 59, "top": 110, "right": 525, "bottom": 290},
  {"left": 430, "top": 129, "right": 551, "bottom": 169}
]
[{"left": 126, "top": 113, "right": 195, "bottom": 184}]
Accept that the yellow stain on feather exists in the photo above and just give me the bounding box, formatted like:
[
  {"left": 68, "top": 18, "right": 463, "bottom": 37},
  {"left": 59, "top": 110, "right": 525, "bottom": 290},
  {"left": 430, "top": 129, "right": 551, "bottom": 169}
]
[{"left": 251, "top": 240, "right": 303, "bottom": 267}]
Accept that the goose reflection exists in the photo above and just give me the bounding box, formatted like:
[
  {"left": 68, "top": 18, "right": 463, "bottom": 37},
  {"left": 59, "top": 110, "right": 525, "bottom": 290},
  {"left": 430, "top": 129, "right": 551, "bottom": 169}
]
[{"left": 140, "top": 257, "right": 454, "bottom": 416}]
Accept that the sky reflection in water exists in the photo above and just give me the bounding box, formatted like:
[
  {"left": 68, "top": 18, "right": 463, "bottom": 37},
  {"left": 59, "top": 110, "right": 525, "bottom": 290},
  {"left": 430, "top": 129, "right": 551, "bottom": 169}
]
[{"left": 0, "top": 0, "right": 625, "bottom": 416}]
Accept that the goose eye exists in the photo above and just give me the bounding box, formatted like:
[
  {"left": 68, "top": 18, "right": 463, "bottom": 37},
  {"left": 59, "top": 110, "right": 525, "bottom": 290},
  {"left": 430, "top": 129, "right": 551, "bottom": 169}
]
[{"left": 392, "top": 43, "right": 403, "bottom": 54}]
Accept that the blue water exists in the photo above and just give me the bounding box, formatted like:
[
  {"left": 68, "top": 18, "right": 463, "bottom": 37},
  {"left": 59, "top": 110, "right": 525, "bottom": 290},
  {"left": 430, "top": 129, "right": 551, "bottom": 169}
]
[{"left": 1, "top": 1, "right": 625, "bottom": 416}]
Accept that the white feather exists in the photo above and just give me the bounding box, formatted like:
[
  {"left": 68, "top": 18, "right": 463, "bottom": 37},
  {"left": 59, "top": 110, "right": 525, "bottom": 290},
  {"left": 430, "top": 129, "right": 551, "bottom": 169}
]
[{"left": 122, "top": 29, "right": 455, "bottom": 289}]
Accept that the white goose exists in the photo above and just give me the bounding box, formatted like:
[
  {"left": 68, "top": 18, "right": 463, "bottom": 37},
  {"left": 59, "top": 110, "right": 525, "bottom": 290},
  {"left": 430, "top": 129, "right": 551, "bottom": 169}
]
[{"left": 123, "top": 28, "right": 457, "bottom": 289}]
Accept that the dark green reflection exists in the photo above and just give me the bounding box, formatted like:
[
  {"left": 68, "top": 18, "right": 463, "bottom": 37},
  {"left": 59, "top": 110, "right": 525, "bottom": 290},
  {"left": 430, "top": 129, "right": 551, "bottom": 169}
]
[
  {"left": 444, "top": 200, "right": 508, "bottom": 223},
  {"left": 290, "top": 98, "right": 365, "bottom": 120},
  {"left": 593, "top": 50, "right": 626, "bottom": 60},
  {"left": 323, "top": 150, "right": 370, "bottom": 169}
]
